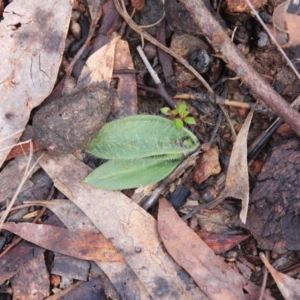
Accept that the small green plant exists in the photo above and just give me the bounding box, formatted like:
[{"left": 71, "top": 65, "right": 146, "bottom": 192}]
[
  {"left": 160, "top": 102, "right": 196, "bottom": 129},
  {"left": 84, "top": 115, "right": 200, "bottom": 190}
]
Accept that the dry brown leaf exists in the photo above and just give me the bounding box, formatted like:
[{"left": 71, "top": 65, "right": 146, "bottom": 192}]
[
  {"left": 131, "top": 0, "right": 145, "bottom": 10},
  {"left": 226, "top": 0, "right": 267, "bottom": 13},
  {"left": 38, "top": 153, "right": 207, "bottom": 299},
  {"left": 217, "top": 110, "right": 254, "bottom": 223},
  {"left": 2, "top": 222, "right": 124, "bottom": 263},
  {"left": 273, "top": 1, "right": 300, "bottom": 47},
  {"left": 284, "top": 10, "right": 300, "bottom": 47},
  {"left": 193, "top": 147, "right": 221, "bottom": 184},
  {"left": 29, "top": 199, "right": 151, "bottom": 299},
  {"left": 86, "top": 0, "right": 102, "bottom": 22},
  {"left": 260, "top": 252, "right": 300, "bottom": 299},
  {"left": 158, "top": 198, "right": 274, "bottom": 300},
  {"left": 196, "top": 231, "right": 251, "bottom": 254},
  {"left": 111, "top": 39, "right": 138, "bottom": 117},
  {"left": 0, "top": 0, "right": 73, "bottom": 167},
  {"left": 75, "top": 33, "right": 120, "bottom": 91}
]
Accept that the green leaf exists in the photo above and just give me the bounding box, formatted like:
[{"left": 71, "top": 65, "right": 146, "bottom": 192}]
[
  {"left": 176, "top": 102, "right": 187, "bottom": 115},
  {"left": 87, "top": 115, "right": 199, "bottom": 160},
  {"left": 184, "top": 116, "right": 196, "bottom": 125},
  {"left": 174, "top": 118, "right": 184, "bottom": 129},
  {"left": 160, "top": 107, "right": 171, "bottom": 115},
  {"left": 83, "top": 156, "right": 182, "bottom": 190},
  {"left": 181, "top": 110, "right": 189, "bottom": 118}
]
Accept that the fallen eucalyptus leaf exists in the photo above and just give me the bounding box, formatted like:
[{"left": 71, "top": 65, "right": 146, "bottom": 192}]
[
  {"left": 213, "top": 110, "right": 254, "bottom": 223},
  {"left": 2, "top": 222, "right": 123, "bottom": 262},
  {"left": 260, "top": 252, "right": 300, "bottom": 299}
]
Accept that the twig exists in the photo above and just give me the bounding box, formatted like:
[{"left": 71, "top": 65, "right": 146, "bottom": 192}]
[
  {"left": 258, "top": 251, "right": 270, "bottom": 300},
  {"left": 142, "top": 151, "right": 200, "bottom": 210},
  {"left": 137, "top": 45, "right": 175, "bottom": 108},
  {"left": 209, "top": 110, "right": 223, "bottom": 145},
  {"left": 175, "top": 92, "right": 271, "bottom": 114},
  {"left": 180, "top": 0, "right": 300, "bottom": 136}
]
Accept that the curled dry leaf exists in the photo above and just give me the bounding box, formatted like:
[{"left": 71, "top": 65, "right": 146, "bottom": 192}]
[
  {"left": 273, "top": 0, "right": 300, "bottom": 47},
  {"left": 193, "top": 147, "right": 221, "bottom": 184},
  {"left": 260, "top": 252, "right": 300, "bottom": 299},
  {"left": 0, "top": 0, "right": 73, "bottom": 167},
  {"left": 213, "top": 111, "right": 254, "bottom": 223},
  {"left": 157, "top": 198, "right": 274, "bottom": 300}
]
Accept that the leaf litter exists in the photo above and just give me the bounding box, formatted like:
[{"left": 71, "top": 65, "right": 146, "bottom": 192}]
[{"left": 1, "top": 0, "right": 300, "bottom": 298}]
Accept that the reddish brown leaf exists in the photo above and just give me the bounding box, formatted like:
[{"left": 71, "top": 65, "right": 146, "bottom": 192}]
[
  {"left": 226, "top": 0, "right": 267, "bottom": 12},
  {"left": 157, "top": 198, "right": 274, "bottom": 300},
  {"left": 193, "top": 147, "right": 221, "bottom": 184},
  {"left": 5, "top": 140, "right": 44, "bottom": 162},
  {"left": 2, "top": 223, "right": 125, "bottom": 263},
  {"left": 196, "top": 231, "right": 251, "bottom": 254},
  {"left": 131, "top": 0, "right": 145, "bottom": 10}
]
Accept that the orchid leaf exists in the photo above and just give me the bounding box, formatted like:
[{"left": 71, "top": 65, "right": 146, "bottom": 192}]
[
  {"left": 87, "top": 115, "right": 199, "bottom": 160},
  {"left": 84, "top": 156, "right": 182, "bottom": 190}
]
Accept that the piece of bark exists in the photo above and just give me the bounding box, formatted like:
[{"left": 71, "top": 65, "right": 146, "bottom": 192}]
[
  {"left": 32, "top": 83, "right": 111, "bottom": 154},
  {"left": 180, "top": 0, "right": 300, "bottom": 137},
  {"left": 11, "top": 252, "right": 49, "bottom": 300},
  {"left": 245, "top": 137, "right": 300, "bottom": 254},
  {"left": 51, "top": 253, "right": 90, "bottom": 281},
  {"left": 57, "top": 277, "right": 107, "bottom": 300}
]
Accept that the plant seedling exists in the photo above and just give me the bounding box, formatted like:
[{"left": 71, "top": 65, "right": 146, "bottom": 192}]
[
  {"left": 84, "top": 115, "right": 200, "bottom": 190},
  {"left": 160, "top": 102, "right": 196, "bottom": 129}
]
